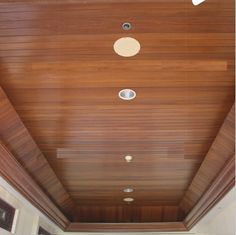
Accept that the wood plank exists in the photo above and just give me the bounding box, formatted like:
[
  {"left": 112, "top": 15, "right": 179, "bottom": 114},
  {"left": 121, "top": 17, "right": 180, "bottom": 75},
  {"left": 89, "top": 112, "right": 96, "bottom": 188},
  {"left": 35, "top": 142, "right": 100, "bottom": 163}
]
[
  {"left": 180, "top": 105, "right": 235, "bottom": 214},
  {"left": 0, "top": 0, "right": 234, "bottom": 226},
  {"left": 184, "top": 156, "right": 235, "bottom": 229},
  {"left": 66, "top": 222, "right": 187, "bottom": 232},
  {"left": 74, "top": 205, "right": 184, "bottom": 223},
  {"left": 0, "top": 87, "right": 78, "bottom": 221}
]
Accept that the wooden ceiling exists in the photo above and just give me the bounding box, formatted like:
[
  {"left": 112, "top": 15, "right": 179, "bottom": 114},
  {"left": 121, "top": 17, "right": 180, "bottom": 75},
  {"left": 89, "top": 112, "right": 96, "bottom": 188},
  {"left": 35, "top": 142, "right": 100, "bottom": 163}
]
[{"left": 0, "top": 0, "right": 234, "bottom": 228}]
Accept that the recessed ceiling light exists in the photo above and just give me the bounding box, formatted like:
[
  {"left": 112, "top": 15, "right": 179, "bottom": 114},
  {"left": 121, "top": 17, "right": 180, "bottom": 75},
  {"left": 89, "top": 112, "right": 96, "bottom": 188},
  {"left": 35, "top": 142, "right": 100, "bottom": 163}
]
[
  {"left": 113, "top": 37, "right": 140, "bottom": 57},
  {"left": 192, "top": 0, "right": 206, "bottom": 5},
  {"left": 122, "top": 22, "right": 132, "bottom": 31},
  {"left": 125, "top": 155, "right": 133, "bottom": 162},
  {"left": 123, "top": 188, "right": 134, "bottom": 193},
  {"left": 119, "top": 89, "right": 136, "bottom": 101},
  {"left": 123, "top": 197, "right": 134, "bottom": 202}
]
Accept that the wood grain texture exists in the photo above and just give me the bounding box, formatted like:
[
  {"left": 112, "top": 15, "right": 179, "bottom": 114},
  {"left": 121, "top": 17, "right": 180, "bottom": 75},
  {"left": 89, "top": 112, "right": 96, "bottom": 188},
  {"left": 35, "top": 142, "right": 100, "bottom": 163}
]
[
  {"left": 0, "top": 0, "right": 235, "bottom": 225},
  {"left": 66, "top": 222, "right": 187, "bottom": 232},
  {"left": 184, "top": 156, "right": 235, "bottom": 230},
  {"left": 0, "top": 87, "right": 78, "bottom": 221},
  {"left": 180, "top": 105, "right": 235, "bottom": 214},
  {"left": 75, "top": 205, "right": 184, "bottom": 223},
  {"left": 0, "top": 141, "right": 69, "bottom": 230}
]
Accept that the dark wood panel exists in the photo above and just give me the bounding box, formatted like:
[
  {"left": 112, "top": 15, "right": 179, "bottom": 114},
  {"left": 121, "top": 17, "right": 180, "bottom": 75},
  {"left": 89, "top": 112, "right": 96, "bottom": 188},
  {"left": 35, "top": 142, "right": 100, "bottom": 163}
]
[
  {"left": 66, "top": 222, "right": 187, "bottom": 232},
  {"left": 0, "top": 61, "right": 230, "bottom": 71},
  {"left": 75, "top": 205, "right": 184, "bottom": 223},
  {"left": 184, "top": 156, "right": 235, "bottom": 230},
  {"left": 0, "top": 34, "right": 234, "bottom": 49},
  {"left": 0, "top": 71, "right": 234, "bottom": 89},
  {"left": 180, "top": 105, "right": 235, "bottom": 214},
  {"left": 0, "top": 1, "right": 234, "bottom": 37}
]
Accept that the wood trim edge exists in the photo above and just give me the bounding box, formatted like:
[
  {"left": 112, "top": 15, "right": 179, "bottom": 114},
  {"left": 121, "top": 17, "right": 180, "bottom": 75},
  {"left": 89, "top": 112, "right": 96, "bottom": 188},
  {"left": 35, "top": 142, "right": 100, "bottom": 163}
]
[
  {"left": 184, "top": 156, "right": 235, "bottom": 230},
  {"left": 0, "top": 141, "right": 69, "bottom": 230},
  {"left": 66, "top": 222, "right": 187, "bottom": 232}
]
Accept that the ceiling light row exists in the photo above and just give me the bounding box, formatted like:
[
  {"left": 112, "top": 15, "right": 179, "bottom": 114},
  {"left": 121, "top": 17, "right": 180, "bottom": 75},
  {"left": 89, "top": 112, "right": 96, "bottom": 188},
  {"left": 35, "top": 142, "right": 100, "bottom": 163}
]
[
  {"left": 118, "top": 19, "right": 136, "bottom": 204},
  {"left": 123, "top": 188, "right": 134, "bottom": 203},
  {"left": 116, "top": 0, "right": 209, "bottom": 200},
  {"left": 123, "top": 156, "right": 134, "bottom": 202}
]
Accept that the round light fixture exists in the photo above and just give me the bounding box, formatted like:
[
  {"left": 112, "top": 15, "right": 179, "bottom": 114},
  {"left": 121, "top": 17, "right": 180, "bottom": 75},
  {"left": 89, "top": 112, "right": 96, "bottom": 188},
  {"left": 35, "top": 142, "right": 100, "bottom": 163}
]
[
  {"left": 113, "top": 37, "right": 140, "bottom": 57},
  {"left": 123, "top": 188, "right": 134, "bottom": 193},
  {"left": 119, "top": 89, "right": 136, "bottom": 101},
  {"left": 123, "top": 197, "right": 134, "bottom": 202},
  {"left": 125, "top": 155, "right": 133, "bottom": 162},
  {"left": 122, "top": 22, "right": 132, "bottom": 31}
]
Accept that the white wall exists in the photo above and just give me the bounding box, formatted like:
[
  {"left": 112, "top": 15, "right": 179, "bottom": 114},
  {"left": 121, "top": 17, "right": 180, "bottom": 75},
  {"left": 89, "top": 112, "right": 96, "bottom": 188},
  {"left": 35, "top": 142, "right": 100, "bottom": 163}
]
[
  {"left": 192, "top": 187, "right": 236, "bottom": 235},
  {"left": 0, "top": 176, "right": 62, "bottom": 235}
]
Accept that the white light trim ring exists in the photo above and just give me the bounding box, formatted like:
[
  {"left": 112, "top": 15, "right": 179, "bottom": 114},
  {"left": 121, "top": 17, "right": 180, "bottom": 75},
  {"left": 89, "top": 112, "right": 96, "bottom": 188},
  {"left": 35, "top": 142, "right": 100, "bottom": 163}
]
[{"left": 119, "top": 89, "right": 136, "bottom": 101}]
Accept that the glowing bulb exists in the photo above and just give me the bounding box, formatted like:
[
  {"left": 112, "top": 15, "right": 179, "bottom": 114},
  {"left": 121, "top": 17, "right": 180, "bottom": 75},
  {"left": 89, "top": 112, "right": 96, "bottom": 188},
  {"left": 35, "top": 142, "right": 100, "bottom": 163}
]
[
  {"left": 123, "top": 197, "right": 134, "bottom": 202},
  {"left": 125, "top": 155, "right": 133, "bottom": 162}
]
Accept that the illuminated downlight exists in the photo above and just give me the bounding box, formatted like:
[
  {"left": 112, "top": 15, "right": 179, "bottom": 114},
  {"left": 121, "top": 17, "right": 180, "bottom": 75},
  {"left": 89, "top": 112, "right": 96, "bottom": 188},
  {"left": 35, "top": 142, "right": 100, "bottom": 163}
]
[
  {"left": 119, "top": 89, "right": 136, "bottom": 101},
  {"left": 125, "top": 155, "right": 133, "bottom": 162},
  {"left": 123, "top": 197, "right": 134, "bottom": 202},
  {"left": 123, "top": 188, "right": 134, "bottom": 193},
  {"left": 113, "top": 37, "right": 140, "bottom": 57},
  {"left": 122, "top": 22, "right": 132, "bottom": 31}
]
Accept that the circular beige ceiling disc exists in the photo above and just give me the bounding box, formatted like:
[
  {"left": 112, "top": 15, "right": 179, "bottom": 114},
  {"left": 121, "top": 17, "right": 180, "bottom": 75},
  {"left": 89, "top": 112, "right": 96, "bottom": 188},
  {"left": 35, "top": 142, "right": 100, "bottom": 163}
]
[{"left": 113, "top": 37, "right": 141, "bottom": 57}]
